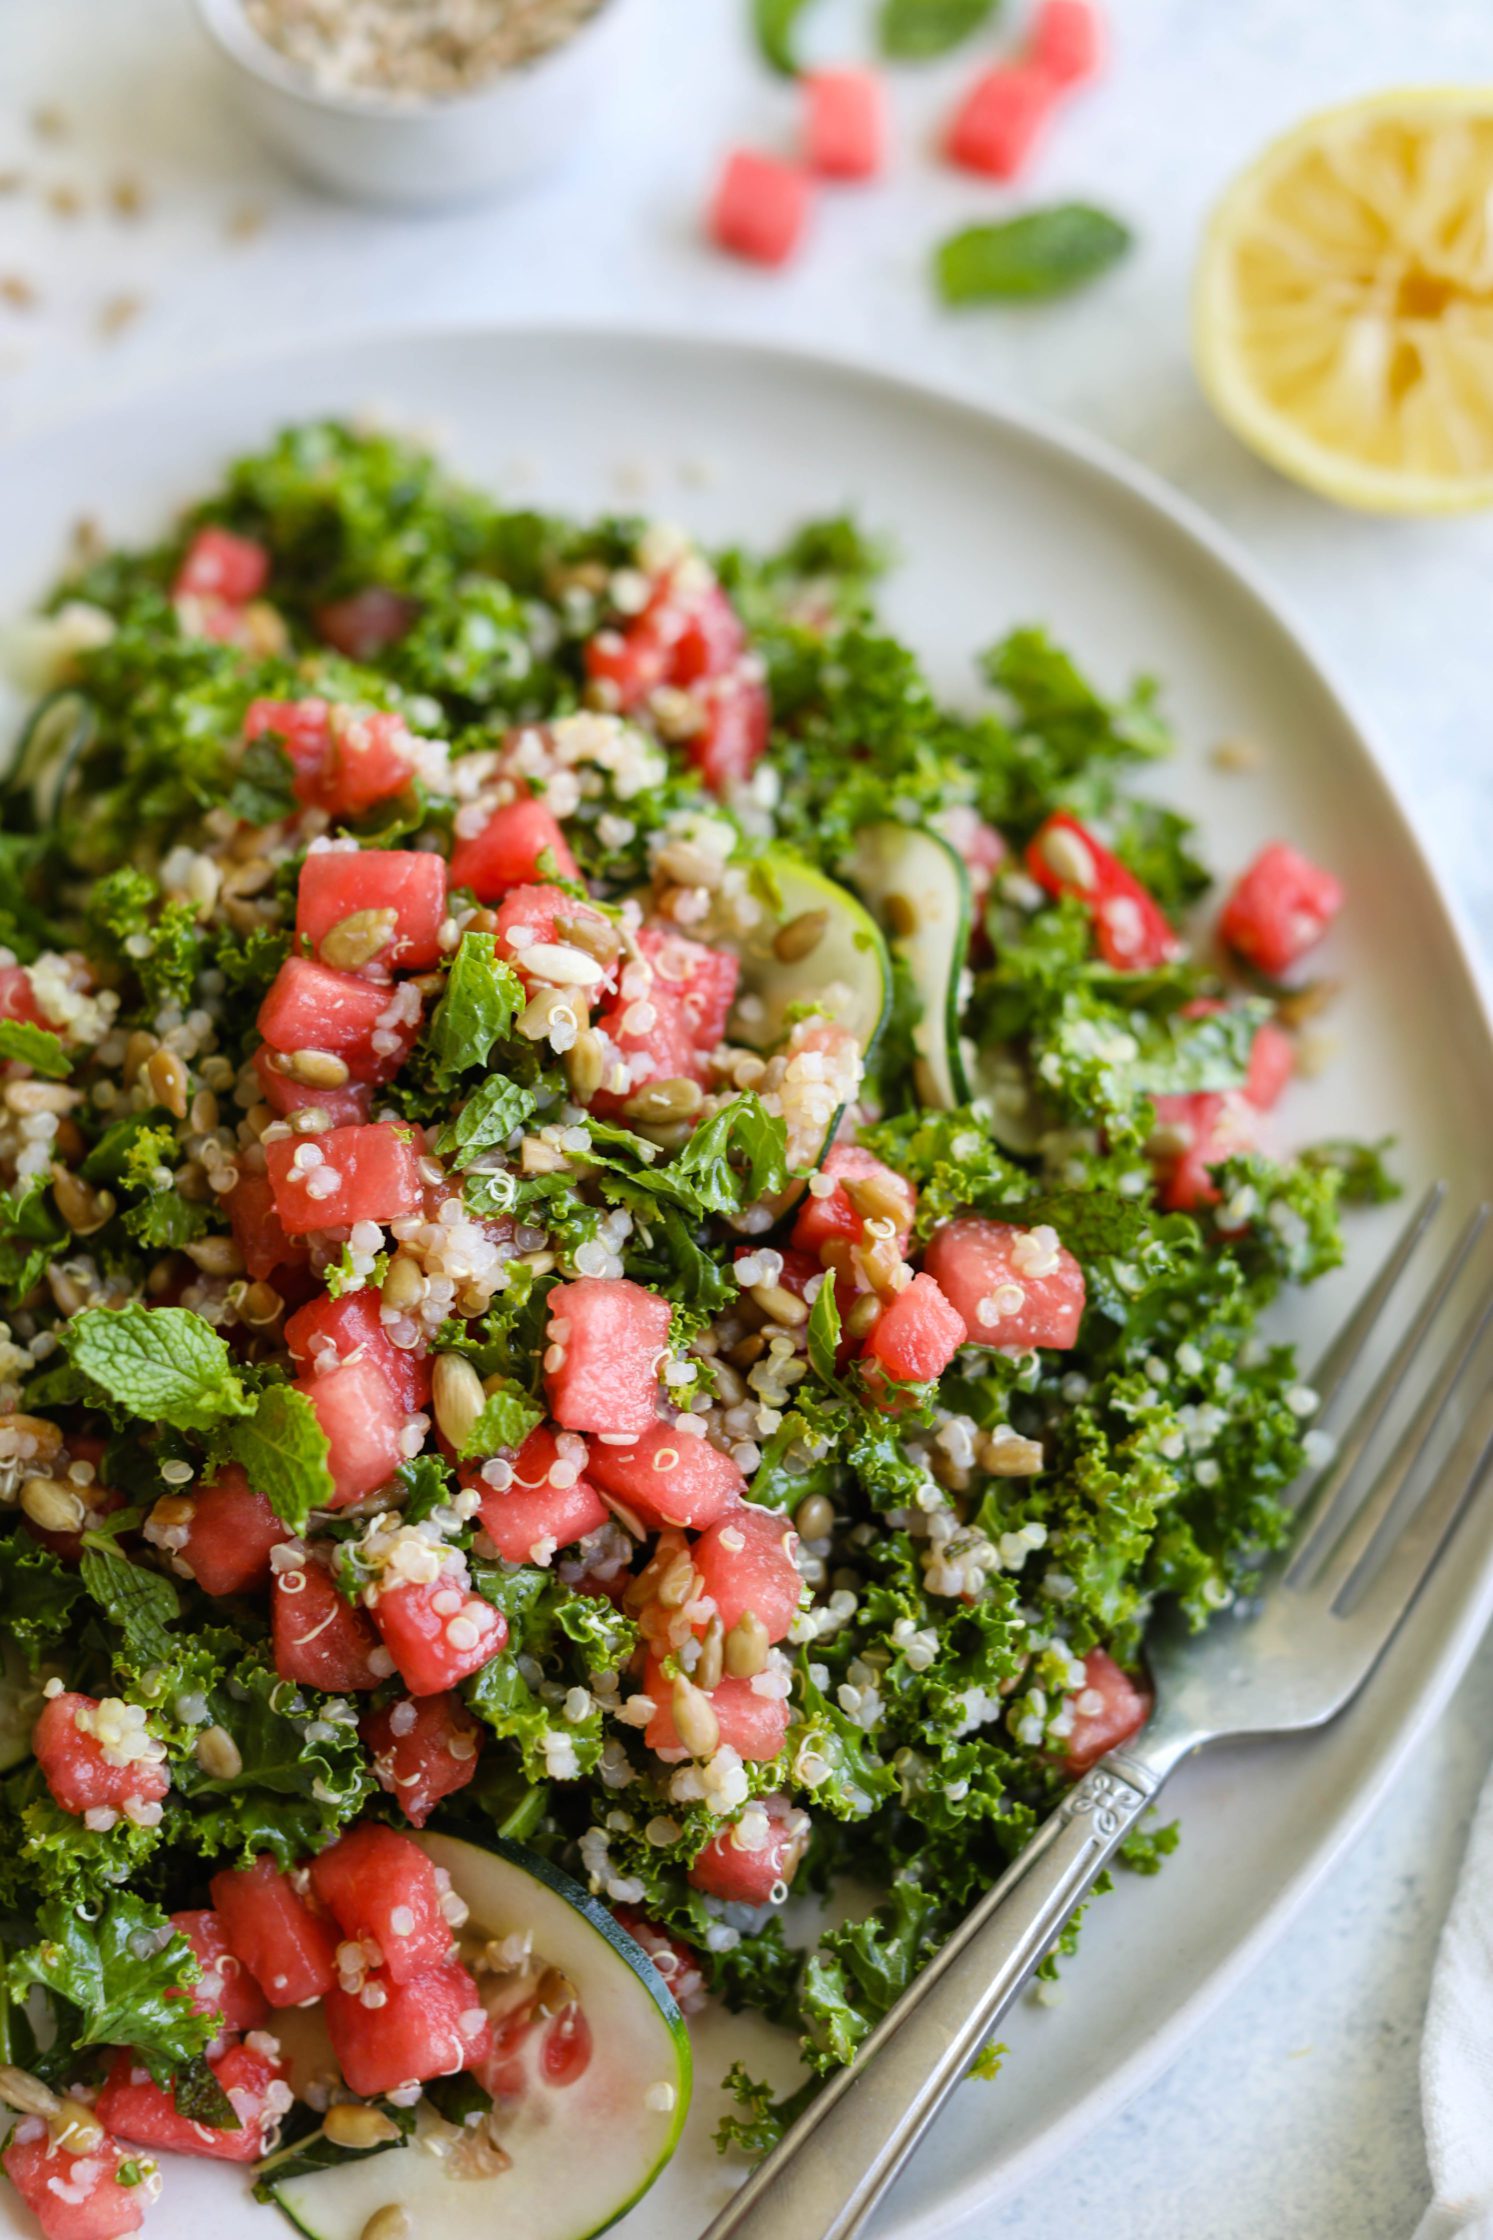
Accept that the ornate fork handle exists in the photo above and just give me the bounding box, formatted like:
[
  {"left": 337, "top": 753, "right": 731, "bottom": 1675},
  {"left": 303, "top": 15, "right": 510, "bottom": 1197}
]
[{"left": 702, "top": 1754, "right": 1162, "bottom": 2240}]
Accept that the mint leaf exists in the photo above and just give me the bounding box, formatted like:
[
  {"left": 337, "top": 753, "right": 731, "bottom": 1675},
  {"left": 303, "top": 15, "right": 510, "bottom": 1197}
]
[
  {"left": 936, "top": 206, "right": 1133, "bottom": 305},
  {"left": 78, "top": 1541, "right": 179, "bottom": 1665},
  {"left": 172, "top": 2054, "right": 241, "bottom": 2131},
  {"left": 9, "top": 1894, "right": 212, "bottom": 2086},
  {"left": 226, "top": 1383, "right": 334, "bottom": 1532},
  {"left": 62, "top": 1304, "right": 252, "bottom": 1433},
  {"left": 0, "top": 1020, "right": 71, "bottom": 1076},
  {"left": 227, "top": 733, "right": 295, "bottom": 826},
  {"left": 807, "top": 1275, "right": 842, "bottom": 1384},
  {"left": 459, "top": 1377, "right": 542, "bottom": 1462},
  {"left": 423, "top": 933, "right": 523, "bottom": 1091},
  {"left": 436, "top": 1072, "right": 536, "bottom": 1169},
  {"left": 881, "top": 0, "right": 999, "bottom": 60},
  {"left": 753, "top": 0, "right": 818, "bottom": 74}
]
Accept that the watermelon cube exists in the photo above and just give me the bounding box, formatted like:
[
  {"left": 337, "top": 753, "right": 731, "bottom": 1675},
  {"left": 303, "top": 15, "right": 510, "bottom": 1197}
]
[
  {"left": 688, "top": 1794, "right": 809, "bottom": 1904},
  {"left": 371, "top": 1571, "right": 509, "bottom": 1697},
  {"left": 296, "top": 847, "right": 447, "bottom": 972},
  {"left": 33, "top": 1691, "right": 170, "bottom": 1820},
  {"left": 310, "top": 1824, "right": 451, "bottom": 1983},
  {"left": 272, "top": 1548, "right": 387, "bottom": 1690},
  {"left": 209, "top": 1854, "right": 339, "bottom": 2007},
  {"left": 710, "top": 149, "right": 811, "bottom": 267},
  {"left": 543, "top": 1277, "right": 671, "bottom": 1436},
  {"left": 1030, "top": 0, "right": 1105, "bottom": 84},
  {"left": 862, "top": 1272, "right": 966, "bottom": 1382},
  {"left": 294, "top": 1351, "right": 408, "bottom": 1509},
  {"left": 284, "top": 1287, "right": 432, "bottom": 1414},
  {"left": 265, "top": 1121, "right": 422, "bottom": 1236},
  {"left": 96, "top": 2039, "right": 288, "bottom": 2163},
  {"left": 256, "top": 956, "right": 422, "bottom": 1084},
  {"left": 247, "top": 698, "right": 420, "bottom": 821},
  {"left": 362, "top": 1691, "right": 483, "bottom": 1828},
  {"left": 473, "top": 1425, "right": 609, "bottom": 1566},
  {"left": 226, "top": 1170, "right": 311, "bottom": 1284},
  {"left": 636, "top": 926, "right": 739, "bottom": 1051},
  {"left": 691, "top": 1505, "right": 801, "bottom": 1641},
  {"left": 1220, "top": 841, "right": 1344, "bottom": 976},
  {"left": 170, "top": 1908, "right": 272, "bottom": 2033},
  {"left": 1062, "top": 1647, "right": 1151, "bottom": 1775},
  {"left": 448, "top": 795, "right": 579, "bottom": 902},
  {"left": 585, "top": 1419, "right": 744, "bottom": 1532},
  {"left": 0, "top": 964, "right": 50, "bottom": 1027},
  {"left": 175, "top": 525, "right": 269, "bottom": 603},
  {"left": 642, "top": 1653, "right": 789, "bottom": 1763},
  {"left": 791, "top": 1143, "right": 914, "bottom": 1258},
  {"left": 252, "top": 1044, "right": 373, "bottom": 1126},
  {"left": 804, "top": 69, "right": 887, "bottom": 180},
  {"left": 315, "top": 586, "right": 418, "bottom": 661},
  {"left": 3, "top": 2122, "right": 149, "bottom": 2239},
  {"left": 168, "top": 1464, "right": 283, "bottom": 1597},
  {"left": 923, "top": 1218, "right": 1087, "bottom": 1350},
  {"left": 324, "top": 1960, "right": 492, "bottom": 2097},
  {"left": 946, "top": 63, "right": 1056, "bottom": 178},
  {"left": 690, "top": 671, "right": 769, "bottom": 794}
]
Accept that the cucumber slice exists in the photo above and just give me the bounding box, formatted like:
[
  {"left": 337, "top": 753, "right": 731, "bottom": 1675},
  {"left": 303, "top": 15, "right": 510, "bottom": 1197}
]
[
  {"left": 6, "top": 690, "right": 96, "bottom": 826},
  {"left": 270, "top": 1833, "right": 691, "bottom": 2240},
  {"left": 851, "top": 823, "right": 972, "bottom": 1110},
  {"left": 730, "top": 847, "right": 891, "bottom": 1063}
]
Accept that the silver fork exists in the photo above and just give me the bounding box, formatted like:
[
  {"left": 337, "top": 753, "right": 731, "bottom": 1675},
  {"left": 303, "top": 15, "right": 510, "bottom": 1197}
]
[{"left": 704, "top": 1182, "right": 1493, "bottom": 2240}]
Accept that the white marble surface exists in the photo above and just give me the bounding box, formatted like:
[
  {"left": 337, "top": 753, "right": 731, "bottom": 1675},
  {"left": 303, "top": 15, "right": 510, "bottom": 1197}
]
[{"left": 2, "top": 2, "right": 1492, "bottom": 2233}]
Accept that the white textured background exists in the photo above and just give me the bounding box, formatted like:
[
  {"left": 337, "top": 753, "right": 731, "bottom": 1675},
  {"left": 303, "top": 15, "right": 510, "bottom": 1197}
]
[{"left": 2, "top": 2, "right": 1492, "bottom": 2233}]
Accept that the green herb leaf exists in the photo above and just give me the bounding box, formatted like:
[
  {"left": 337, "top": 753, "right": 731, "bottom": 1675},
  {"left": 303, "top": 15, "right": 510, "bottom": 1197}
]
[
  {"left": 172, "top": 2053, "right": 241, "bottom": 2131},
  {"left": 225, "top": 1383, "right": 334, "bottom": 1532},
  {"left": 807, "top": 1275, "right": 842, "bottom": 1383},
  {"left": 436, "top": 1071, "right": 537, "bottom": 1169},
  {"left": 459, "top": 1377, "right": 542, "bottom": 1462},
  {"left": 78, "top": 1541, "right": 179, "bottom": 1666},
  {"left": 880, "top": 0, "right": 999, "bottom": 60},
  {"left": 935, "top": 205, "right": 1133, "bottom": 305},
  {"left": 9, "top": 1895, "right": 212, "bottom": 2086},
  {"left": 62, "top": 1304, "right": 252, "bottom": 1433},
  {"left": 423, "top": 933, "right": 524, "bottom": 1091},
  {"left": 752, "top": 0, "right": 817, "bottom": 74},
  {"left": 227, "top": 733, "right": 296, "bottom": 825},
  {"left": 0, "top": 1020, "right": 71, "bottom": 1076}
]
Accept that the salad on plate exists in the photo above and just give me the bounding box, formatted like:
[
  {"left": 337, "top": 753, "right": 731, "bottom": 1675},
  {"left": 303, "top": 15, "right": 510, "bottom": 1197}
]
[{"left": 0, "top": 421, "right": 1382, "bottom": 2240}]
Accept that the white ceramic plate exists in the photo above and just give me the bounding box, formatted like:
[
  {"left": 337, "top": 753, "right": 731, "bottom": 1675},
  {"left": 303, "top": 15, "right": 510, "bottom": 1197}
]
[{"left": 4, "top": 327, "right": 1491, "bottom": 2240}]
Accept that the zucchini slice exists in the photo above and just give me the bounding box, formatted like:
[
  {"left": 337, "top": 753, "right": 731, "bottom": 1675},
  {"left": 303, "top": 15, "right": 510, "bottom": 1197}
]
[
  {"left": 729, "top": 847, "right": 891, "bottom": 1064},
  {"left": 851, "top": 823, "right": 972, "bottom": 1109},
  {"left": 269, "top": 1833, "right": 691, "bottom": 2240},
  {"left": 6, "top": 690, "right": 97, "bottom": 826}
]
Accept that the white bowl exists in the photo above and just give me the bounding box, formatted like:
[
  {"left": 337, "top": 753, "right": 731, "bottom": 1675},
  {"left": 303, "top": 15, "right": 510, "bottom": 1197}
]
[{"left": 190, "top": 0, "right": 649, "bottom": 208}]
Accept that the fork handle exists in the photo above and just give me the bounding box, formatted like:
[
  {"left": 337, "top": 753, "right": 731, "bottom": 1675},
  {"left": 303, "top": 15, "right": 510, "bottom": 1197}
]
[{"left": 702, "top": 1754, "right": 1162, "bottom": 2240}]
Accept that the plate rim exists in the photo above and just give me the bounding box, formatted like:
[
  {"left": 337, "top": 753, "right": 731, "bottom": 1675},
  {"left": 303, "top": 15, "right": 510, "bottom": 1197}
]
[{"left": 5, "top": 316, "right": 1491, "bottom": 2232}]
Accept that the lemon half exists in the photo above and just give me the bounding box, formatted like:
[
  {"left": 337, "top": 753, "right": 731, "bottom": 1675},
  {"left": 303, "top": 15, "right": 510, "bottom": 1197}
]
[{"left": 1194, "top": 89, "right": 1493, "bottom": 513}]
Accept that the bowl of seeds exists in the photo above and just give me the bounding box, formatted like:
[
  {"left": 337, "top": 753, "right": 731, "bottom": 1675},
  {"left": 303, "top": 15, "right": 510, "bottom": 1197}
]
[{"left": 193, "top": 0, "right": 650, "bottom": 207}]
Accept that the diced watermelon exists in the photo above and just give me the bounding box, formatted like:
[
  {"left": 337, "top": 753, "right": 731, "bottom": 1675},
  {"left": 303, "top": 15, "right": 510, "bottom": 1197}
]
[
  {"left": 324, "top": 1960, "right": 491, "bottom": 2097},
  {"left": 543, "top": 1277, "right": 671, "bottom": 1436},
  {"left": 1246, "top": 1020, "right": 1294, "bottom": 1109},
  {"left": 272, "top": 1547, "right": 387, "bottom": 1691},
  {"left": 862, "top": 1272, "right": 966, "bottom": 1381},
  {"left": 473, "top": 1425, "right": 609, "bottom": 1565},
  {"left": 804, "top": 69, "right": 887, "bottom": 179},
  {"left": 492, "top": 885, "right": 618, "bottom": 994},
  {"left": 257, "top": 958, "right": 422, "bottom": 1085},
  {"left": 791, "top": 1143, "right": 914, "bottom": 1258},
  {"left": 1150, "top": 1090, "right": 1254, "bottom": 1213},
  {"left": 371, "top": 1570, "right": 509, "bottom": 1697},
  {"left": 209, "top": 1854, "right": 340, "bottom": 2007},
  {"left": 1027, "top": 811, "right": 1181, "bottom": 971},
  {"left": 171, "top": 1464, "right": 283, "bottom": 1596},
  {"left": 32, "top": 1692, "right": 170, "bottom": 1819},
  {"left": 3, "top": 2122, "right": 148, "bottom": 2239},
  {"left": 590, "top": 984, "right": 706, "bottom": 1117},
  {"left": 97, "top": 2039, "right": 287, "bottom": 2164},
  {"left": 691, "top": 1505, "right": 801, "bottom": 1641},
  {"left": 314, "top": 587, "right": 419, "bottom": 661},
  {"left": 1062, "top": 1647, "right": 1151, "bottom": 1775},
  {"left": 1220, "top": 841, "right": 1344, "bottom": 976},
  {"left": 689, "top": 671, "right": 769, "bottom": 794},
  {"left": 585, "top": 1420, "right": 743, "bottom": 1531},
  {"left": 636, "top": 926, "right": 739, "bottom": 1051},
  {"left": 665, "top": 580, "right": 747, "bottom": 685},
  {"left": 251, "top": 1044, "right": 374, "bottom": 1126},
  {"left": 923, "top": 1218, "right": 1086, "bottom": 1350},
  {"left": 584, "top": 618, "right": 673, "bottom": 713},
  {"left": 1030, "top": 0, "right": 1105, "bottom": 82},
  {"left": 642, "top": 1653, "right": 789, "bottom": 1763},
  {"left": 245, "top": 699, "right": 419, "bottom": 820},
  {"left": 284, "top": 1287, "right": 431, "bottom": 1413},
  {"left": 294, "top": 1350, "right": 410, "bottom": 1508},
  {"left": 266, "top": 1122, "right": 422, "bottom": 1236},
  {"left": 939, "top": 805, "right": 1008, "bottom": 910},
  {"left": 175, "top": 525, "right": 269, "bottom": 603},
  {"left": 226, "top": 1169, "right": 311, "bottom": 1284},
  {"left": 608, "top": 1911, "right": 708, "bottom": 2016},
  {"left": 361, "top": 1691, "right": 482, "bottom": 1828},
  {"left": 310, "top": 1824, "right": 451, "bottom": 1983},
  {"left": 0, "top": 964, "right": 49, "bottom": 1027},
  {"left": 688, "top": 1794, "right": 809, "bottom": 1903},
  {"left": 709, "top": 149, "right": 811, "bottom": 266},
  {"left": 170, "top": 1909, "right": 272, "bottom": 2033},
  {"left": 946, "top": 63, "right": 1056, "bottom": 177},
  {"left": 449, "top": 796, "right": 579, "bottom": 902},
  {"left": 296, "top": 847, "right": 447, "bottom": 973}
]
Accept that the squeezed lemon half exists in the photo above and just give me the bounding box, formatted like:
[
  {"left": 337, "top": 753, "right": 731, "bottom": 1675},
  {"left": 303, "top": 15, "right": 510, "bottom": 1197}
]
[{"left": 1194, "top": 89, "right": 1493, "bottom": 512}]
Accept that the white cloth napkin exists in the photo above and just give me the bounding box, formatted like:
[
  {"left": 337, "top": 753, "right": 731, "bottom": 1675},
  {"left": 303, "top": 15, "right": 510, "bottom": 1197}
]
[{"left": 1415, "top": 1760, "right": 1493, "bottom": 2240}]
